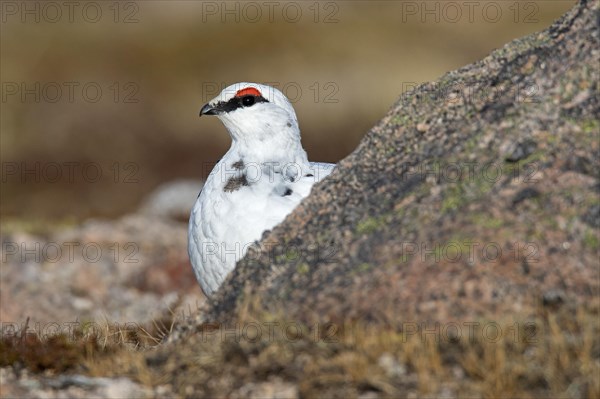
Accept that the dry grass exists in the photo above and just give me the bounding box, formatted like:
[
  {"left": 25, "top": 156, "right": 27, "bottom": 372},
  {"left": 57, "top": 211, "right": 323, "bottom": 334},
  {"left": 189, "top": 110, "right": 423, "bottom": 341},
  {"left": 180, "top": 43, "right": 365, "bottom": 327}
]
[
  {"left": 2, "top": 296, "right": 598, "bottom": 397},
  {"left": 0, "top": 311, "right": 174, "bottom": 374}
]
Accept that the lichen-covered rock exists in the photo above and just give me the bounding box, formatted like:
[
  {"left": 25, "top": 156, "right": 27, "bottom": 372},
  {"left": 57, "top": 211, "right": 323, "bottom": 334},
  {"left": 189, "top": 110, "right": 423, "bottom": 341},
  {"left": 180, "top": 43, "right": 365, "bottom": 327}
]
[{"left": 203, "top": 0, "right": 599, "bottom": 327}]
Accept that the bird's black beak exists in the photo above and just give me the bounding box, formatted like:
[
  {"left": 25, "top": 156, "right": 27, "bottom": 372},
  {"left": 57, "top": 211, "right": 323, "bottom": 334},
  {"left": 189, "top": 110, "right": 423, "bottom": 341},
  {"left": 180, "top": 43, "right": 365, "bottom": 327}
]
[{"left": 199, "top": 103, "right": 219, "bottom": 117}]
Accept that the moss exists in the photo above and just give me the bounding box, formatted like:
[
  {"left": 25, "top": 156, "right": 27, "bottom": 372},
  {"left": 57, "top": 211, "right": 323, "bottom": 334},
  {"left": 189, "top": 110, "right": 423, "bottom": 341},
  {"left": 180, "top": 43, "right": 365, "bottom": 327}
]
[
  {"left": 559, "top": 117, "right": 600, "bottom": 149},
  {"left": 296, "top": 263, "right": 310, "bottom": 275},
  {"left": 581, "top": 118, "right": 600, "bottom": 134},
  {"left": 463, "top": 135, "right": 479, "bottom": 153},
  {"left": 391, "top": 114, "right": 412, "bottom": 126},
  {"left": 442, "top": 163, "right": 501, "bottom": 213},
  {"left": 355, "top": 263, "right": 373, "bottom": 273},
  {"left": 398, "top": 252, "right": 412, "bottom": 264},
  {"left": 472, "top": 213, "right": 504, "bottom": 229},
  {"left": 275, "top": 246, "right": 303, "bottom": 264},
  {"left": 587, "top": 196, "right": 600, "bottom": 207},
  {"left": 385, "top": 145, "right": 397, "bottom": 155},
  {"left": 503, "top": 151, "right": 545, "bottom": 182},
  {"left": 356, "top": 216, "right": 387, "bottom": 235},
  {"left": 441, "top": 184, "right": 467, "bottom": 213},
  {"left": 583, "top": 230, "right": 599, "bottom": 251}
]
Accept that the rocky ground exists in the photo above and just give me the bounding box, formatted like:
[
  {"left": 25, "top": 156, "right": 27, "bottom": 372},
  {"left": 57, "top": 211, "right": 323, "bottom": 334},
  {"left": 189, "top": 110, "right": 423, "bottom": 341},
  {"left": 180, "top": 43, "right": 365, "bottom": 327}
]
[
  {"left": 2, "top": 1, "right": 599, "bottom": 398},
  {"left": 1, "top": 181, "right": 204, "bottom": 398},
  {"left": 1, "top": 179, "right": 205, "bottom": 326}
]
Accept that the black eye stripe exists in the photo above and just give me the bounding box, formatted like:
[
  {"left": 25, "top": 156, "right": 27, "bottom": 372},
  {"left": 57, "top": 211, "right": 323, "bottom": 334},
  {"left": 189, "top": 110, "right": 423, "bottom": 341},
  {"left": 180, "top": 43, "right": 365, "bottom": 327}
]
[{"left": 213, "top": 95, "right": 269, "bottom": 113}]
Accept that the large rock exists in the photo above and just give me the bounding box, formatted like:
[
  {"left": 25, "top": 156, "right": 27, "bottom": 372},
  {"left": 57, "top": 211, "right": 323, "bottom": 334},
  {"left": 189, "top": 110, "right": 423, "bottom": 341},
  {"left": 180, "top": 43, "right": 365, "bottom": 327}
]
[{"left": 203, "top": 0, "right": 599, "bottom": 327}]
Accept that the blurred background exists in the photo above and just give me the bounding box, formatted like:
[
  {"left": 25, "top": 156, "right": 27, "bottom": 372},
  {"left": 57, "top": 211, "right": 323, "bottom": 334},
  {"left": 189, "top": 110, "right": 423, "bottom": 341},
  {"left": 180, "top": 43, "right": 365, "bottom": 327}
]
[{"left": 1, "top": 0, "right": 575, "bottom": 224}]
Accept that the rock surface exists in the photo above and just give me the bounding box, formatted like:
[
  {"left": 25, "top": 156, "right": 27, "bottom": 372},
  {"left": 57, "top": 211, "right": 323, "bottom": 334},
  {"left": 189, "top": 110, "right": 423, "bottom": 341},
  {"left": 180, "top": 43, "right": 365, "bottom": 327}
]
[{"left": 200, "top": 0, "right": 599, "bottom": 328}]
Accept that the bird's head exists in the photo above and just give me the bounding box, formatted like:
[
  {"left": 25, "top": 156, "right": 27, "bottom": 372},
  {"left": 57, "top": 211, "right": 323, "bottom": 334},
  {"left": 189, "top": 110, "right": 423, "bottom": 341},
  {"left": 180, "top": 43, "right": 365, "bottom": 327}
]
[{"left": 200, "top": 83, "right": 300, "bottom": 142}]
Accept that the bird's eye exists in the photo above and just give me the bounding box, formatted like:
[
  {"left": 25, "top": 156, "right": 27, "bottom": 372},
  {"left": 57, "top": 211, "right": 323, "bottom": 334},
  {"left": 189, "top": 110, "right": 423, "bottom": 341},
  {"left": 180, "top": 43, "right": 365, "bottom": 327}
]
[{"left": 242, "top": 95, "right": 255, "bottom": 106}]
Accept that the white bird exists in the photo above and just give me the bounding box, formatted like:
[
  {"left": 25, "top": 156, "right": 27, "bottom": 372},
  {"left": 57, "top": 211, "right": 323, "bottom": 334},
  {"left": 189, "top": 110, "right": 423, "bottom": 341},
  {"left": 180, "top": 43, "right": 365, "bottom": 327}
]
[{"left": 188, "top": 82, "right": 335, "bottom": 296}]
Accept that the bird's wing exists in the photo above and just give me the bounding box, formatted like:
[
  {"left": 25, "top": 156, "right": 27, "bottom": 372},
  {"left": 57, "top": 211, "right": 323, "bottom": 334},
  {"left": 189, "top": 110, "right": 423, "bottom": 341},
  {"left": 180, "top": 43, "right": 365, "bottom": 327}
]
[
  {"left": 309, "top": 162, "right": 336, "bottom": 182},
  {"left": 268, "top": 161, "right": 335, "bottom": 202}
]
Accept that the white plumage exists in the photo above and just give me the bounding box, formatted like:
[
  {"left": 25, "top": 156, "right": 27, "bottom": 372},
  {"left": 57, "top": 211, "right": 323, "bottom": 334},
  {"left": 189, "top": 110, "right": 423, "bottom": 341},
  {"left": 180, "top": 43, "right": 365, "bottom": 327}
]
[{"left": 188, "top": 83, "right": 335, "bottom": 296}]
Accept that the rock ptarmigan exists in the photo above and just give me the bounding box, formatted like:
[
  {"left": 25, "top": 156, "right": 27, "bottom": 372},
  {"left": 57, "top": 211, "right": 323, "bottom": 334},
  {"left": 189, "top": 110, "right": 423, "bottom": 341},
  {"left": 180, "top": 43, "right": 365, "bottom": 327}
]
[{"left": 188, "top": 83, "right": 335, "bottom": 296}]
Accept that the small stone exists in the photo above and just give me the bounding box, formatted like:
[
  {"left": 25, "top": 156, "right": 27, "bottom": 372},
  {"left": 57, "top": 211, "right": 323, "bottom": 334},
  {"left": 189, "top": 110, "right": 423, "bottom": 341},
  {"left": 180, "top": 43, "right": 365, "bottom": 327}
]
[
  {"left": 416, "top": 123, "right": 429, "bottom": 133},
  {"left": 504, "top": 139, "right": 537, "bottom": 162},
  {"left": 542, "top": 290, "right": 565, "bottom": 307},
  {"left": 521, "top": 259, "right": 531, "bottom": 275},
  {"left": 139, "top": 179, "right": 203, "bottom": 221},
  {"left": 358, "top": 392, "right": 381, "bottom": 399},
  {"left": 72, "top": 297, "right": 94, "bottom": 311},
  {"left": 582, "top": 204, "right": 600, "bottom": 228},
  {"left": 377, "top": 353, "right": 406, "bottom": 377},
  {"left": 452, "top": 366, "right": 465, "bottom": 379},
  {"left": 512, "top": 187, "right": 541, "bottom": 206},
  {"left": 563, "top": 155, "right": 594, "bottom": 176}
]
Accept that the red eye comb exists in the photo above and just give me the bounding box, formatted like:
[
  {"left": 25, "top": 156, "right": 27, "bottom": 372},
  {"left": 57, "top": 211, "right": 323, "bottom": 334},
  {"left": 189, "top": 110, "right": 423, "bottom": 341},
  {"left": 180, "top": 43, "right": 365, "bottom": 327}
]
[{"left": 235, "top": 87, "right": 262, "bottom": 97}]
